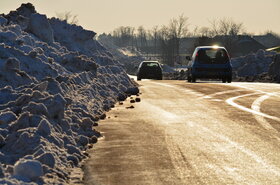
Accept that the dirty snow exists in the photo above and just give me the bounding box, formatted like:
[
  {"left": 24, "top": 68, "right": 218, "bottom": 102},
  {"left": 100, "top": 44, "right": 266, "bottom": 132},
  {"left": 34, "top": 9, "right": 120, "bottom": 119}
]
[{"left": 0, "top": 3, "right": 138, "bottom": 184}]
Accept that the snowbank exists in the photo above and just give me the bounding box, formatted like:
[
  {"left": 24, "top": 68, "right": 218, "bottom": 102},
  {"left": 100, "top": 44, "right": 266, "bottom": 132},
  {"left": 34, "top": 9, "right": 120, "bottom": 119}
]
[
  {"left": 268, "top": 54, "right": 280, "bottom": 82},
  {"left": 231, "top": 49, "right": 277, "bottom": 78},
  {"left": 0, "top": 3, "right": 138, "bottom": 184},
  {"left": 97, "top": 36, "right": 146, "bottom": 74}
]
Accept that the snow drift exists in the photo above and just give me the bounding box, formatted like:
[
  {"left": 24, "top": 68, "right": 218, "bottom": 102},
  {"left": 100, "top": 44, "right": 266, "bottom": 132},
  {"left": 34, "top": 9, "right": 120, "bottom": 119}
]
[
  {"left": 0, "top": 3, "right": 138, "bottom": 184},
  {"left": 231, "top": 49, "right": 277, "bottom": 79}
]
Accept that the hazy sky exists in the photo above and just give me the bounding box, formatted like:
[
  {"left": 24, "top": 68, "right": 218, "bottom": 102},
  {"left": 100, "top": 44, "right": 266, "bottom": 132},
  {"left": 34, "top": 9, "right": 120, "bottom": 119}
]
[{"left": 1, "top": 0, "right": 279, "bottom": 35}]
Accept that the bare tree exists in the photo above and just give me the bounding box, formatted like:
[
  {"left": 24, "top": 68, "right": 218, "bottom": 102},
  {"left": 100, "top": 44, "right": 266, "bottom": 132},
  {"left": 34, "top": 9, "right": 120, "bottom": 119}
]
[
  {"left": 207, "top": 17, "right": 245, "bottom": 53},
  {"left": 155, "top": 14, "right": 189, "bottom": 66},
  {"left": 167, "top": 14, "right": 189, "bottom": 66},
  {"left": 137, "top": 26, "right": 148, "bottom": 51},
  {"left": 209, "top": 19, "right": 220, "bottom": 36},
  {"left": 56, "top": 11, "right": 78, "bottom": 25},
  {"left": 197, "top": 26, "right": 213, "bottom": 37},
  {"left": 219, "top": 18, "right": 243, "bottom": 36},
  {"left": 209, "top": 17, "right": 244, "bottom": 36},
  {"left": 190, "top": 26, "right": 199, "bottom": 37},
  {"left": 111, "top": 26, "right": 135, "bottom": 47},
  {"left": 150, "top": 26, "right": 159, "bottom": 53}
]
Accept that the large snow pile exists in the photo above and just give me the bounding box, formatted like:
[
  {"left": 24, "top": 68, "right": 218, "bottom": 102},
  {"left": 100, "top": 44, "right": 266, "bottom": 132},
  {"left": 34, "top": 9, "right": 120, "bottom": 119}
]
[
  {"left": 97, "top": 37, "right": 146, "bottom": 75},
  {"left": 231, "top": 49, "right": 277, "bottom": 78},
  {"left": 268, "top": 53, "right": 280, "bottom": 82},
  {"left": 0, "top": 3, "right": 138, "bottom": 184}
]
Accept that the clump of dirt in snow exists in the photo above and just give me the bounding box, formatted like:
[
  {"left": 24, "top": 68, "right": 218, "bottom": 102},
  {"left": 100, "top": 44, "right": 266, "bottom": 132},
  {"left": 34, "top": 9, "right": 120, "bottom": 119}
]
[{"left": 0, "top": 3, "right": 138, "bottom": 184}]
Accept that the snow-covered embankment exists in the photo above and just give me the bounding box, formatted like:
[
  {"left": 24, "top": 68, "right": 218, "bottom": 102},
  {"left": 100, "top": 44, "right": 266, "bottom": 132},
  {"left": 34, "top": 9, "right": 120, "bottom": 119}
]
[
  {"left": 231, "top": 49, "right": 278, "bottom": 81},
  {"left": 0, "top": 3, "right": 138, "bottom": 184}
]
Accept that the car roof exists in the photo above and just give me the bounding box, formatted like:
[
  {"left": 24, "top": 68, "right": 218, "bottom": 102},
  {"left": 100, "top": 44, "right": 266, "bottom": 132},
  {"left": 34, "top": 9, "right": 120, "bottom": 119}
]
[
  {"left": 196, "top": 46, "right": 226, "bottom": 50},
  {"left": 141, "top": 61, "right": 159, "bottom": 63}
]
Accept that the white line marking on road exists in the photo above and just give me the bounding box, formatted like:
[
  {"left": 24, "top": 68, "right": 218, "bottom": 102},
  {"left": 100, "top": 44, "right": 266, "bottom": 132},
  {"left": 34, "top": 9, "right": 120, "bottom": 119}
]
[
  {"left": 228, "top": 83, "right": 280, "bottom": 97},
  {"left": 152, "top": 82, "right": 176, "bottom": 88},
  {"left": 210, "top": 99, "right": 223, "bottom": 102},
  {"left": 199, "top": 89, "right": 244, "bottom": 99},
  {"left": 226, "top": 93, "right": 280, "bottom": 122},
  {"left": 251, "top": 93, "right": 280, "bottom": 133}
]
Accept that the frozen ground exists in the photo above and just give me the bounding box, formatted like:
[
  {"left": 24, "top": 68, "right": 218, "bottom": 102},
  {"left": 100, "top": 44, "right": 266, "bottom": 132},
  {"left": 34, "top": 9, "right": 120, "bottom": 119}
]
[{"left": 0, "top": 3, "right": 138, "bottom": 184}]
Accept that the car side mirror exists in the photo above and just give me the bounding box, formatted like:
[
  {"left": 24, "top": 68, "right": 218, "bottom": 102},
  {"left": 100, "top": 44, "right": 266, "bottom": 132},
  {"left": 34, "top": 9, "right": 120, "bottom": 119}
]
[{"left": 186, "top": 56, "right": 191, "bottom": 61}]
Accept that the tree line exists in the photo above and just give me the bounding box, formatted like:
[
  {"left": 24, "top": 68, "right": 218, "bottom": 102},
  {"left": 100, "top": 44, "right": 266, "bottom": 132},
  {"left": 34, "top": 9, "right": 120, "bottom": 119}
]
[
  {"left": 97, "top": 16, "right": 277, "bottom": 66},
  {"left": 98, "top": 14, "right": 191, "bottom": 66}
]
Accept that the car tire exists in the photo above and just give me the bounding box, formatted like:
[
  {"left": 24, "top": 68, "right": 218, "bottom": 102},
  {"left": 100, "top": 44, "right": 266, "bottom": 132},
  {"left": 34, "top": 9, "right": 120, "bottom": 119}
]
[
  {"left": 191, "top": 76, "right": 196, "bottom": 83},
  {"left": 227, "top": 76, "right": 232, "bottom": 83},
  {"left": 187, "top": 76, "right": 192, "bottom": 82},
  {"left": 157, "top": 76, "right": 162, "bottom": 80}
]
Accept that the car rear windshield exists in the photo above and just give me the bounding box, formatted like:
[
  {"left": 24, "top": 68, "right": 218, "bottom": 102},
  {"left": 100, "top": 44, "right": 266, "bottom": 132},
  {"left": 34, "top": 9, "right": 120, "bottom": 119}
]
[
  {"left": 195, "top": 49, "right": 229, "bottom": 64},
  {"left": 142, "top": 62, "right": 160, "bottom": 67}
]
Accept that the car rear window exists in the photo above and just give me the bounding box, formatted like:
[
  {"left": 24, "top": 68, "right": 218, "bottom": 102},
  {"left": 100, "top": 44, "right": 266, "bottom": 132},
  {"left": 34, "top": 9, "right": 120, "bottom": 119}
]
[
  {"left": 142, "top": 62, "right": 160, "bottom": 67},
  {"left": 195, "top": 49, "right": 229, "bottom": 64}
]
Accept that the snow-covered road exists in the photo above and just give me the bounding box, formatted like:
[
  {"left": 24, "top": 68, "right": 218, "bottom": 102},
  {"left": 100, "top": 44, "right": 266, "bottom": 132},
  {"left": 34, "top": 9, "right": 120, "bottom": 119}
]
[{"left": 83, "top": 80, "right": 280, "bottom": 185}]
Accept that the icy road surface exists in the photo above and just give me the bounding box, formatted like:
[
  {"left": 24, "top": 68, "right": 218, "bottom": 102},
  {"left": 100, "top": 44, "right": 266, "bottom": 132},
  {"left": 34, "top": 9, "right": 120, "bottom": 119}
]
[{"left": 83, "top": 80, "right": 280, "bottom": 185}]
